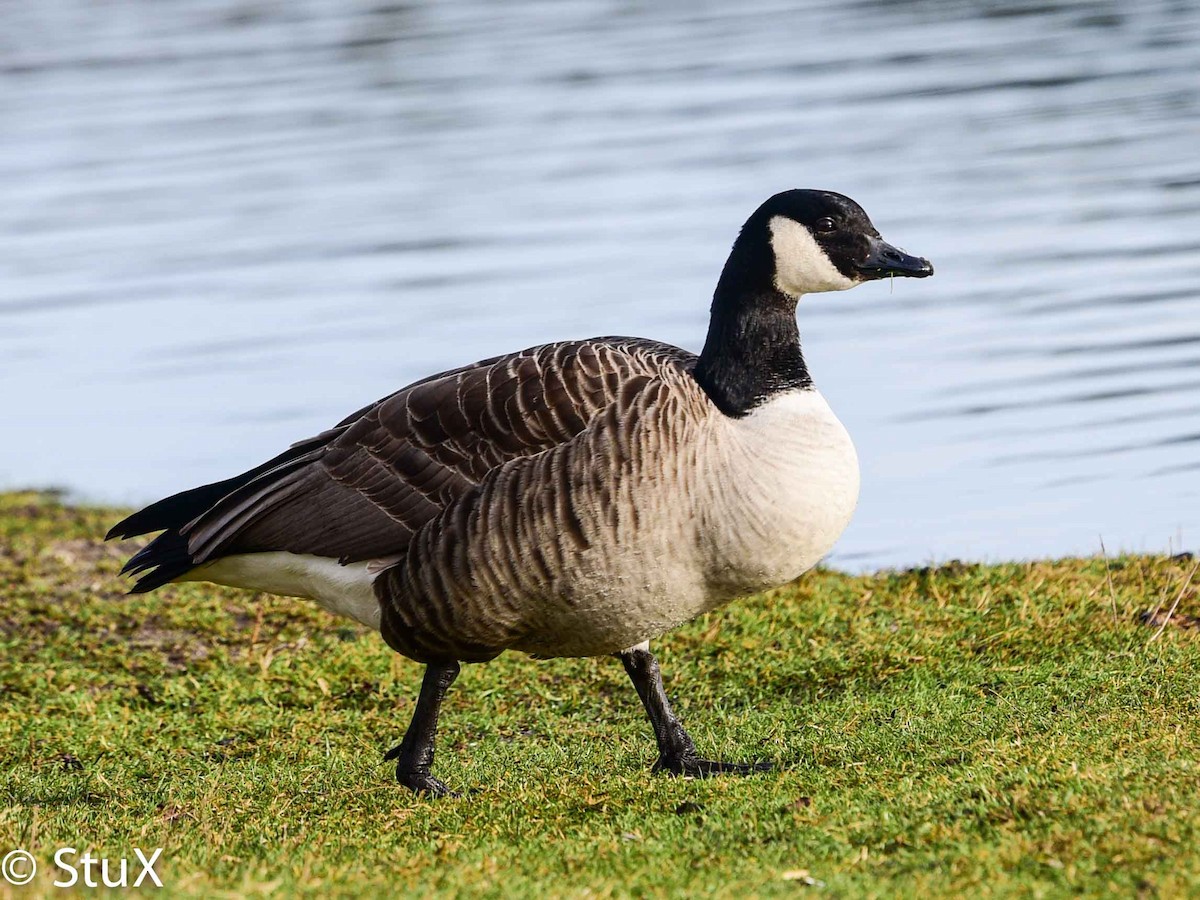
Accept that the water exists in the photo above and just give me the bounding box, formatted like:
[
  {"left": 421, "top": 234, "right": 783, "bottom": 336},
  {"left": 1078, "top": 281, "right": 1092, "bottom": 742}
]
[{"left": 2, "top": 0, "right": 1198, "bottom": 569}]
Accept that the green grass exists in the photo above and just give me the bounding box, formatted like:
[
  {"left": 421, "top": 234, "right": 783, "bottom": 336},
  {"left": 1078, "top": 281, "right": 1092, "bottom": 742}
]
[{"left": 1, "top": 490, "right": 1199, "bottom": 898}]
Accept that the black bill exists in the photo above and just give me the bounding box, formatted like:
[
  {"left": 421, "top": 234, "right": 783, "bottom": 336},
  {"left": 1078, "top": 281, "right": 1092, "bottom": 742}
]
[{"left": 857, "top": 235, "right": 934, "bottom": 279}]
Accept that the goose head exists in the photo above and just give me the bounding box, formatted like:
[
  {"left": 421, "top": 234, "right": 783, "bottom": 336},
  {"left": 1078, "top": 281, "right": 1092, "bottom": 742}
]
[
  {"left": 739, "top": 189, "right": 933, "bottom": 298},
  {"left": 696, "top": 190, "right": 933, "bottom": 416}
]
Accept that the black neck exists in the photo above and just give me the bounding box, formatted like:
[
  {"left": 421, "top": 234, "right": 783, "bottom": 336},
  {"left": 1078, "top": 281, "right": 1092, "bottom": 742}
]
[{"left": 692, "top": 227, "right": 811, "bottom": 417}]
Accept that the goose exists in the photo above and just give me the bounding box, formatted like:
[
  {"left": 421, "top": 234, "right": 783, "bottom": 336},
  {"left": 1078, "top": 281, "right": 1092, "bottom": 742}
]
[{"left": 108, "top": 189, "right": 932, "bottom": 796}]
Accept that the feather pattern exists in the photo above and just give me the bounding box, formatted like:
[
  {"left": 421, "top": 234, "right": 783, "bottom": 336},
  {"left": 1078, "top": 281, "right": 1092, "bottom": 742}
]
[
  {"left": 374, "top": 379, "right": 859, "bottom": 663},
  {"left": 112, "top": 338, "right": 696, "bottom": 591}
]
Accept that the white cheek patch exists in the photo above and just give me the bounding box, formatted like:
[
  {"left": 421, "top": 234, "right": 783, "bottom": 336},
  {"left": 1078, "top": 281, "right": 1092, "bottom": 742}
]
[{"left": 769, "top": 216, "right": 857, "bottom": 296}]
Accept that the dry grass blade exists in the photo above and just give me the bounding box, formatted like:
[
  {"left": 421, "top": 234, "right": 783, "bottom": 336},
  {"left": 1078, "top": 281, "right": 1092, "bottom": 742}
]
[
  {"left": 1099, "top": 536, "right": 1118, "bottom": 621},
  {"left": 1148, "top": 558, "right": 1200, "bottom": 643}
]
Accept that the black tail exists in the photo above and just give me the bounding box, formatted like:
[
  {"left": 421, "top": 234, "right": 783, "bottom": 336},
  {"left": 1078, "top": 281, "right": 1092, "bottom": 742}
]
[
  {"left": 119, "top": 530, "right": 196, "bottom": 593},
  {"left": 109, "top": 474, "right": 261, "bottom": 593},
  {"left": 107, "top": 474, "right": 262, "bottom": 542},
  {"left": 107, "top": 433, "right": 336, "bottom": 592}
]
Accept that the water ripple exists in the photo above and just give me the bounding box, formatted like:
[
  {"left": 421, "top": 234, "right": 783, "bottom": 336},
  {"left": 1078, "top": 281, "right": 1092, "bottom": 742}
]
[{"left": 3, "top": 0, "right": 1198, "bottom": 568}]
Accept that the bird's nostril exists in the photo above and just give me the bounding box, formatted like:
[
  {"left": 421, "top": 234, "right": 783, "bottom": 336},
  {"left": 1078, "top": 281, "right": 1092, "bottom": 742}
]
[{"left": 882, "top": 249, "right": 901, "bottom": 262}]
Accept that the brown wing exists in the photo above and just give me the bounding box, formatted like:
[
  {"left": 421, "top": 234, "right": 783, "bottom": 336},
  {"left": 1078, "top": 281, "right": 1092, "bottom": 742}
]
[{"left": 112, "top": 338, "right": 696, "bottom": 589}]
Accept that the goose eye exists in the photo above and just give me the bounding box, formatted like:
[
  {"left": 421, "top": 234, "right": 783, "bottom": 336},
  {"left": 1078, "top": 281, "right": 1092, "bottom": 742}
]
[{"left": 815, "top": 217, "right": 837, "bottom": 234}]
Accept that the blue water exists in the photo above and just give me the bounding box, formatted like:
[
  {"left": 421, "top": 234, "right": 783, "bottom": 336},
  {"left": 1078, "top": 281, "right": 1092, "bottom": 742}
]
[{"left": 2, "top": 0, "right": 1198, "bottom": 568}]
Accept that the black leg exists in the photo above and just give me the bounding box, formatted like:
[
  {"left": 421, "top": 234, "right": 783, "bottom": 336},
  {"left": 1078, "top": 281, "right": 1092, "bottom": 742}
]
[
  {"left": 384, "top": 660, "right": 461, "bottom": 796},
  {"left": 617, "top": 645, "right": 772, "bottom": 778}
]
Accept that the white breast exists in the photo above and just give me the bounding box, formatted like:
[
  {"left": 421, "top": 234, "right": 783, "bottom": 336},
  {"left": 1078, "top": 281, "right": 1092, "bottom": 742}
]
[{"left": 704, "top": 388, "right": 860, "bottom": 593}]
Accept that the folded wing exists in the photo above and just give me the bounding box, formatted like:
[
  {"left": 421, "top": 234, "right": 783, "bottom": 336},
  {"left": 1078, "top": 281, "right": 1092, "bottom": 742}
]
[{"left": 109, "top": 338, "right": 695, "bottom": 592}]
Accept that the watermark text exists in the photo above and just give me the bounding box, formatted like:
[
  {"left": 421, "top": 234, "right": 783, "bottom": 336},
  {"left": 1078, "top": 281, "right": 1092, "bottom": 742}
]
[{"left": 1, "top": 847, "right": 164, "bottom": 889}]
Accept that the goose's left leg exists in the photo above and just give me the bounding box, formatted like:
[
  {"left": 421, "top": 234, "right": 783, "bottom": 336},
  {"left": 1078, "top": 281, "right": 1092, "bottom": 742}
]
[
  {"left": 616, "top": 643, "right": 772, "bottom": 777},
  {"left": 385, "top": 660, "right": 461, "bottom": 796}
]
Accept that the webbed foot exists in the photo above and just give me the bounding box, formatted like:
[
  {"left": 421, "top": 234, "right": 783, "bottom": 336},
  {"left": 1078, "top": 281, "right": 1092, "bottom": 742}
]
[
  {"left": 385, "top": 744, "right": 458, "bottom": 797},
  {"left": 653, "top": 754, "right": 773, "bottom": 778}
]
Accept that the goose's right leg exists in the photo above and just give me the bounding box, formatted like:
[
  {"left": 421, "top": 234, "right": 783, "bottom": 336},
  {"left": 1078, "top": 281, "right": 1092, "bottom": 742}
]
[
  {"left": 385, "top": 660, "right": 461, "bottom": 796},
  {"left": 617, "top": 644, "right": 772, "bottom": 778}
]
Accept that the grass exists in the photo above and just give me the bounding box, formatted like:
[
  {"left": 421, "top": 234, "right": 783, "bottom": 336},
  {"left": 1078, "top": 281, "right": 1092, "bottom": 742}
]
[{"left": 1, "top": 489, "right": 1199, "bottom": 898}]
